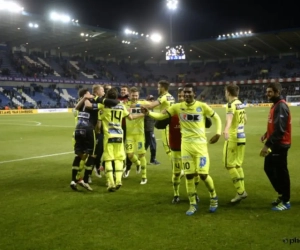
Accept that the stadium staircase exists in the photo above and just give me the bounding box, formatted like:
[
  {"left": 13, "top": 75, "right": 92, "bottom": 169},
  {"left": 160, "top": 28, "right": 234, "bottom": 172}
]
[
  {"left": 54, "top": 89, "right": 69, "bottom": 102},
  {"left": 13, "top": 87, "right": 36, "bottom": 106},
  {"left": 0, "top": 51, "right": 20, "bottom": 77},
  {"left": 24, "top": 55, "right": 41, "bottom": 66},
  {"left": 0, "top": 87, "right": 24, "bottom": 107},
  {"left": 62, "top": 88, "right": 75, "bottom": 101},
  {"left": 37, "top": 57, "right": 61, "bottom": 77},
  {"left": 69, "top": 61, "right": 95, "bottom": 79},
  {"left": 0, "top": 87, "right": 13, "bottom": 105}
]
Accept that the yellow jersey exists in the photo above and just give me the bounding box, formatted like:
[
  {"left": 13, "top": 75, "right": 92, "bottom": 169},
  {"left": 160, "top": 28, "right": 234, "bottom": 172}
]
[
  {"left": 226, "top": 99, "right": 246, "bottom": 143},
  {"left": 150, "top": 100, "right": 222, "bottom": 144}
]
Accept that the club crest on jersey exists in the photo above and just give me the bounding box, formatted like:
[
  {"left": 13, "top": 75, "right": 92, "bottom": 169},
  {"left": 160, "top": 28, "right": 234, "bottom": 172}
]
[
  {"left": 180, "top": 113, "right": 202, "bottom": 122},
  {"left": 196, "top": 107, "right": 202, "bottom": 112}
]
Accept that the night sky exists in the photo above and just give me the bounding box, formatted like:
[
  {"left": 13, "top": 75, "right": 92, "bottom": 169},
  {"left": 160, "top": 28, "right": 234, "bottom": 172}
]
[{"left": 22, "top": 0, "right": 299, "bottom": 42}]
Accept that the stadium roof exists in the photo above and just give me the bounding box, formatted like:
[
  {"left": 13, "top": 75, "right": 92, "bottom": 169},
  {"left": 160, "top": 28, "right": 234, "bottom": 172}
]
[{"left": 1, "top": 11, "right": 300, "bottom": 61}]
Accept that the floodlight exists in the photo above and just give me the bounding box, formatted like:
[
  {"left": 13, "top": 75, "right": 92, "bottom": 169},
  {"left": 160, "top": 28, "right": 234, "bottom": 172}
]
[
  {"left": 240, "top": 32, "right": 243, "bottom": 35},
  {"left": 29, "top": 23, "right": 33, "bottom": 27},
  {"left": 135, "top": 32, "right": 138, "bottom": 35},
  {"left": 34, "top": 24, "right": 38, "bottom": 28},
  {"left": 223, "top": 34, "right": 225, "bottom": 37},
  {"left": 248, "top": 30, "right": 252, "bottom": 34},
  {"left": 50, "top": 12, "right": 71, "bottom": 23},
  {"left": 128, "top": 42, "right": 131, "bottom": 44},
  {"left": 150, "top": 33, "right": 162, "bottom": 43},
  {"left": 141, "top": 33, "right": 144, "bottom": 36},
  {"left": 125, "top": 29, "right": 131, "bottom": 34},
  {"left": 231, "top": 33, "right": 234, "bottom": 36},
  {"left": 75, "top": 20, "right": 78, "bottom": 23},
  {"left": 0, "top": 1, "right": 24, "bottom": 13},
  {"left": 227, "top": 34, "right": 230, "bottom": 37},
  {"left": 50, "top": 12, "right": 59, "bottom": 21},
  {"left": 80, "top": 33, "right": 84, "bottom": 36},
  {"left": 61, "top": 15, "right": 71, "bottom": 23},
  {"left": 146, "top": 34, "right": 149, "bottom": 37},
  {"left": 167, "top": 0, "right": 178, "bottom": 10},
  {"left": 86, "top": 34, "right": 89, "bottom": 37},
  {"left": 72, "top": 19, "right": 74, "bottom": 22},
  {"left": 236, "top": 32, "right": 239, "bottom": 35},
  {"left": 244, "top": 31, "right": 247, "bottom": 34}
]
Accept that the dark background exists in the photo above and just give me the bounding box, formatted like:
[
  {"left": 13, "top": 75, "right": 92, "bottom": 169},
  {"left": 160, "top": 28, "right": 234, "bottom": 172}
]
[{"left": 22, "top": 0, "right": 299, "bottom": 41}]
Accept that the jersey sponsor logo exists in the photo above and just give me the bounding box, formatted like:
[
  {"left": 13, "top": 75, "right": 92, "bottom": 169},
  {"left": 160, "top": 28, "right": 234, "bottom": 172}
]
[
  {"left": 237, "top": 132, "right": 246, "bottom": 138},
  {"left": 131, "top": 108, "right": 142, "bottom": 114},
  {"left": 236, "top": 104, "right": 244, "bottom": 110},
  {"left": 180, "top": 113, "right": 202, "bottom": 122},
  {"left": 199, "top": 157, "right": 206, "bottom": 168},
  {"left": 108, "top": 122, "right": 121, "bottom": 127},
  {"left": 108, "top": 128, "right": 123, "bottom": 135},
  {"left": 112, "top": 105, "right": 125, "bottom": 111},
  {"left": 78, "top": 112, "right": 90, "bottom": 119}
]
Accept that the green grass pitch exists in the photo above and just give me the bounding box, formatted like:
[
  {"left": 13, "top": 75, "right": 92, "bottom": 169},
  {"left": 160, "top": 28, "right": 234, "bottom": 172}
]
[{"left": 1, "top": 107, "right": 300, "bottom": 250}]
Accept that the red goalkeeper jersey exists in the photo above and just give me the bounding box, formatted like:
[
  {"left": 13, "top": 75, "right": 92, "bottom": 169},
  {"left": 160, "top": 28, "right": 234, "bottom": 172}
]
[{"left": 169, "top": 115, "right": 181, "bottom": 151}]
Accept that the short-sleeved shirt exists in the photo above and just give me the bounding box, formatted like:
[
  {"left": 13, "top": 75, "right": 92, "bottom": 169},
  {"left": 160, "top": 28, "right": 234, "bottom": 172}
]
[
  {"left": 157, "top": 93, "right": 175, "bottom": 111},
  {"left": 125, "top": 100, "right": 149, "bottom": 136},
  {"left": 226, "top": 99, "right": 246, "bottom": 143},
  {"left": 151, "top": 101, "right": 217, "bottom": 144},
  {"left": 98, "top": 103, "right": 129, "bottom": 139}
]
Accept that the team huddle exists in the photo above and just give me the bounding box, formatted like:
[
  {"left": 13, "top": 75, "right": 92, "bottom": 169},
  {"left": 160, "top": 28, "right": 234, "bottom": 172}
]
[{"left": 70, "top": 81, "right": 292, "bottom": 215}]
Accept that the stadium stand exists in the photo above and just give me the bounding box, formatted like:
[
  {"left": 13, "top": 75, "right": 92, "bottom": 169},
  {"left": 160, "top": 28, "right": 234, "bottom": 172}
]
[{"left": 1, "top": 10, "right": 300, "bottom": 110}]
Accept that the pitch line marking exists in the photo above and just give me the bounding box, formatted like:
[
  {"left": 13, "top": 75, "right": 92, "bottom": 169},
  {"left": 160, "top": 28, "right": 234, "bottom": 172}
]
[{"left": 0, "top": 151, "right": 73, "bottom": 165}]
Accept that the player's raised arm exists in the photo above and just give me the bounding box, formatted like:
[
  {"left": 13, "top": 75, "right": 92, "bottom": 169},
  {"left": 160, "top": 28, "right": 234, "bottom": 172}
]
[
  {"left": 139, "top": 100, "right": 160, "bottom": 109},
  {"left": 84, "top": 99, "right": 103, "bottom": 110},
  {"left": 95, "top": 96, "right": 120, "bottom": 107}
]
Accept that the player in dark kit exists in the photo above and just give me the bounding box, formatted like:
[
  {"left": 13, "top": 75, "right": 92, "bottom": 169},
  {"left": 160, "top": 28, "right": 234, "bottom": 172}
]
[{"left": 70, "top": 87, "right": 119, "bottom": 191}]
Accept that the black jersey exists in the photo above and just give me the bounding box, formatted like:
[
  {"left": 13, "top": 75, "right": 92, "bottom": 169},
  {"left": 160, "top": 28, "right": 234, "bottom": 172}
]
[{"left": 77, "top": 98, "right": 98, "bottom": 128}]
